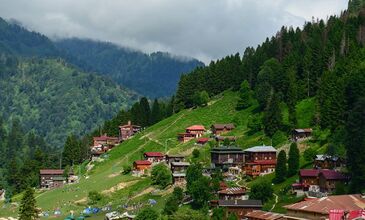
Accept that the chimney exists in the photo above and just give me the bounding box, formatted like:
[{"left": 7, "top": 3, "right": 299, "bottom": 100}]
[{"left": 128, "top": 120, "right": 131, "bottom": 126}]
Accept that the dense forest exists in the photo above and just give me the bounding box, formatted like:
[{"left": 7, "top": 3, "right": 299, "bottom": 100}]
[
  {"left": 0, "top": 118, "right": 59, "bottom": 200},
  {"left": 55, "top": 38, "right": 204, "bottom": 98},
  {"left": 174, "top": 4, "right": 365, "bottom": 192},
  {"left": 0, "top": 56, "right": 137, "bottom": 147}
]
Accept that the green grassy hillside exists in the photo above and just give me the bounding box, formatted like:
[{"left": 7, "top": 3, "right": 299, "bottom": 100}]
[{"left": 0, "top": 90, "right": 318, "bottom": 219}]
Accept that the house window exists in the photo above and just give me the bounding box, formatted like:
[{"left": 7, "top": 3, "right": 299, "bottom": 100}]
[{"left": 265, "top": 157, "right": 267, "bottom": 160}]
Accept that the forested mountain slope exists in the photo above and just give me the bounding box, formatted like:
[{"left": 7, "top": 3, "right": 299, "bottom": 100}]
[
  {"left": 0, "top": 57, "right": 137, "bottom": 147},
  {"left": 55, "top": 38, "right": 204, "bottom": 98}
]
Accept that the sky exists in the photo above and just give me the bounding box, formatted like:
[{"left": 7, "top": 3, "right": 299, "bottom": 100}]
[{"left": 0, "top": 0, "right": 348, "bottom": 63}]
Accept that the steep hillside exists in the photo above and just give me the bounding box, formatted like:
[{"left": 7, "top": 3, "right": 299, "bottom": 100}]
[
  {"left": 55, "top": 38, "right": 204, "bottom": 97},
  {"left": 0, "top": 18, "right": 58, "bottom": 57},
  {"left": 0, "top": 91, "right": 317, "bottom": 218},
  {"left": 0, "top": 57, "right": 137, "bottom": 147}
]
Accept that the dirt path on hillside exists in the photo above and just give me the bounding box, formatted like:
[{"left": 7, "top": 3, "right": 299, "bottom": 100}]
[
  {"left": 129, "top": 187, "right": 155, "bottom": 200},
  {"left": 102, "top": 180, "right": 139, "bottom": 194},
  {"left": 270, "top": 193, "right": 279, "bottom": 211}
]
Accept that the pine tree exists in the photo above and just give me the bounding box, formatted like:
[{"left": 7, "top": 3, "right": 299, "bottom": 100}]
[
  {"left": 287, "top": 143, "right": 300, "bottom": 177},
  {"left": 263, "top": 93, "right": 282, "bottom": 137},
  {"left": 274, "top": 150, "right": 287, "bottom": 183},
  {"left": 236, "top": 80, "right": 254, "bottom": 110},
  {"left": 150, "top": 99, "right": 162, "bottom": 125},
  {"left": 18, "top": 187, "right": 39, "bottom": 220},
  {"left": 139, "top": 97, "right": 151, "bottom": 127}
]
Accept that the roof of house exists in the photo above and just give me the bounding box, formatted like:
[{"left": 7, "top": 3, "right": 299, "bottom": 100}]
[
  {"left": 315, "top": 154, "right": 341, "bottom": 162},
  {"left": 144, "top": 152, "right": 164, "bottom": 157},
  {"left": 218, "top": 187, "right": 246, "bottom": 195},
  {"left": 299, "top": 169, "right": 320, "bottom": 177},
  {"left": 284, "top": 194, "right": 365, "bottom": 215},
  {"left": 244, "top": 145, "right": 277, "bottom": 153},
  {"left": 211, "top": 146, "right": 244, "bottom": 153},
  {"left": 294, "top": 128, "right": 313, "bottom": 133},
  {"left": 218, "top": 199, "right": 262, "bottom": 208},
  {"left": 172, "top": 173, "right": 186, "bottom": 177},
  {"left": 133, "top": 160, "right": 152, "bottom": 165},
  {"left": 186, "top": 125, "right": 205, "bottom": 131},
  {"left": 212, "top": 123, "right": 235, "bottom": 129},
  {"left": 319, "top": 169, "right": 347, "bottom": 180},
  {"left": 245, "top": 210, "right": 284, "bottom": 220},
  {"left": 40, "top": 169, "right": 64, "bottom": 175},
  {"left": 216, "top": 136, "right": 236, "bottom": 141},
  {"left": 299, "top": 169, "right": 346, "bottom": 180},
  {"left": 246, "top": 160, "right": 277, "bottom": 165},
  {"left": 197, "top": 137, "right": 210, "bottom": 143},
  {"left": 93, "top": 135, "right": 118, "bottom": 141},
  {"left": 171, "top": 162, "right": 190, "bottom": 166}
]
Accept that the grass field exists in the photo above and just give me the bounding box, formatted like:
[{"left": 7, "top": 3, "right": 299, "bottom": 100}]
[{"left": 0, "top": 91, "right": 319, "bottom": 219}]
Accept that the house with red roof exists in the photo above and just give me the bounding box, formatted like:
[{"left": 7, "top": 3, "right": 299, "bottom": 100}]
[
  {"left": 196, "top": 137, "right": 209, "bottom": 145},
  {"left": 297, "top": 169, "right": 347, "bottom": 193},
  {"left": 40, "top": 169, "right": 67, "bottom": 189},
  {"left": 119, "top": 121, "right": 142, "bottom": 141},
  {"left": 218, "top": 187, "right": 248, "bottom": 200},
  {"left": 93, "top": 134, "right": 119, "bottom": 146},
  {"left": 244, "top": 146, "right": 277, "bottom": 177},
  {"left": 133, "top": 160, "right": 152, "bottom": 175},
  {"left": 178, "top": 125, "right": 206, "bottom": 143},
  {"left": 284, "top": 194, "right": 365, "bottom": 220},
  {"left": 143, "top": 152, "right": 164, "bottom": 163},
  {"left": 211, "top": 123, "right": 235, "bottom": 135}
]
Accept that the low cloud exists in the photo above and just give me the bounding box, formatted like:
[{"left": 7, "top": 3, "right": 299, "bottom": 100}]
[{"left": 0, "top": 0, "right": 347, "bottom": 63}]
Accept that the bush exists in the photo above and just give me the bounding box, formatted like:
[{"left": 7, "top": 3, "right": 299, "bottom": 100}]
[
  {"left": 249, "top": 180, "right": 273, "bottom": 202},
  {"left": 272, "top": 131, "right": 287, "bottom": 147},
  {"left": 192, "top": 149, "right": 200, "bottom": 158},
  {"left": 247, "top": 114, "right": 262, "bottom": 133},
  {"left": 122, "top": 165, "right": 132, "bottom": 175},
  {"left": 88, "top": 191, "right": 102, "bottom": 205},
  {"left": 135, "top": 207, "right": 159, "bottom": 220},
  {"left": 303, "top": 148, "right": 317, "bottom": 162},
  {"left": 151, "top": 163, "right": 172, "bottom": 189}
]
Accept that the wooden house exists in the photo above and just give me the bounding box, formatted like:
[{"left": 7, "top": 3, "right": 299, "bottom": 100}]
[
  {"left": 284, "top": 194, "right": 365, "bottom": 220},
  {"left": 215, "top": 136, "right": 236, "bottom": 143},
  {"left": 119, "top": 121, "right": 141, "bottom": 141},
  {"left": 244, "top": 146, "right": 277, "bottom": 177},
  {"left": 177, "top": 132, "right": 196, "bottom": 143},
  {"left": 210, "top": 146, "right": 245, "bottom": 167},
  {"left": 314, "top": 154, "right": 345, "bottom": 170},
  {"left": 245, "top": 210, "right": 284, "bottom": 220},
  {"left": 40, "top": 169, "right": 66, "bottom": 189},
  {"left": 186, "top": 125, "right": 205, "bottom": 136},
  {"left": 170, "top": 162, "right": 190, "bottom": 173},
  {"left": 318, "top": 169, "right": 347, "bottom": 193},
  {"left": 172, "top": 173, "right": 186, "bottom": 186},
  {"left": 218, "top": 199, "right": 262, "bottom": 219},
  {"left": 93, "top": 134, "right": 119, "bottom": 146},
  {"left": 297, "top": 169, "right": 347, "bottom": 193},
  {"left": 178, "top": 125, "right": 206, "bottom": 143},
  {"left": 143, "top": 152, "right": 164, "bottom": 163},
  {"left": 165, "top": 155, "right": 185, "bottom": 165},
  {"left": 211, "top": 124, "right": 235, "bottom": 135},
  {"left": 133, "top": 160, "right": 152, "bottom": 173},
  {"left": 218, "top": 187, "right": 247, "bottom": 200},
  {"left": 292, "top": 128, "right": 313, "bottom": 141}
]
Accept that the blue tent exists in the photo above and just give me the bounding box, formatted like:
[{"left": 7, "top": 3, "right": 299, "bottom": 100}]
[
  {"left": 82, "top": 208, "right": 92, "bottom": 215},
  {"left": 92, "top": 207, "right": 100, "bottom": 214},
  {"left": 148, "top": 199, "right": 157, "bottom": 205}
]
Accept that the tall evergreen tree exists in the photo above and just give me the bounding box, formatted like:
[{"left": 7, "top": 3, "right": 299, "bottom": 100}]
[
  {"left": 287, "top": 143, "right": 300, "bottom": 177},
  {"left": 274, "top": 150, "right": 287, "bottom": 183},
  {"left": 18, "top": 187, "right": 39, "bottom": 220},
  {"left": 263, "top": 93, "right": 282, "bottom": 137},
  {"left": 139, "top": 97, "right": 151, "bottom": 127},
  {"left": 236, "top": 80, "right": 254, "bottom": 110},
  {"left": 346, "top": 98, "right": 365, "bottom": 193},
  {"left": 150, "top": 99, "right": 162, "bottom": 125}
]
